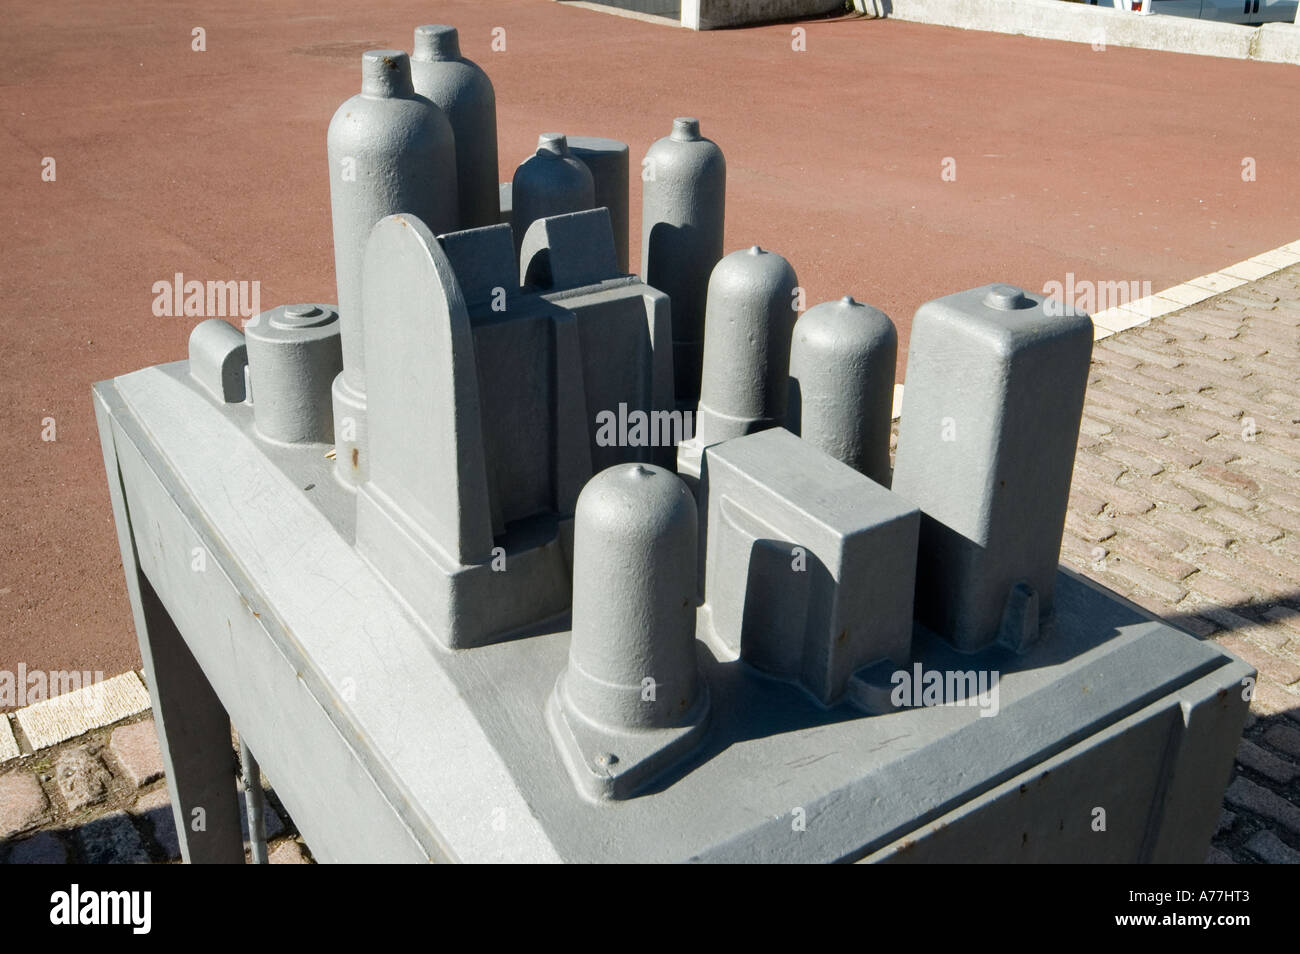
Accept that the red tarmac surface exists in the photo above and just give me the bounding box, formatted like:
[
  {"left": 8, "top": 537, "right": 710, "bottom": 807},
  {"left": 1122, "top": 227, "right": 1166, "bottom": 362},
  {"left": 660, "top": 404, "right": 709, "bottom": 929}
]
[{"left": 2, "top": 0, "right": 1298, "bottom": 693}]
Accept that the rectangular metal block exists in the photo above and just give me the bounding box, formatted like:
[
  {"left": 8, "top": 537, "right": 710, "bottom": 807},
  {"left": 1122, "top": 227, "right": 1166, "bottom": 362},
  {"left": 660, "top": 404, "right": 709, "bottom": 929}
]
[
  {"left": 891, "top": 285, "right": 1093, "bottom": 652},
  {"left": 700, "top": 427, "right": 920, "bottom": 704}
]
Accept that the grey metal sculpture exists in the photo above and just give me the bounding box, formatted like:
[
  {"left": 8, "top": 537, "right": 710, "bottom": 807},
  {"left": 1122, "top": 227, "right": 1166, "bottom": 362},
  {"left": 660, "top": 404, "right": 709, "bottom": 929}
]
[
  {"left": 327, "top": 49, "right": 458, "bottom": 487},
  {"left": 411, "top": 25, "right": 500, "bottom": 231},
  {"left": 641, "top": 117, "right": 726, "bottom": 407},
  {"left": 511, "top": 133, "right": 595, "bottom": 260},
  {"left": 92, "top": 23, "right": 1252, "bottom": 864}
]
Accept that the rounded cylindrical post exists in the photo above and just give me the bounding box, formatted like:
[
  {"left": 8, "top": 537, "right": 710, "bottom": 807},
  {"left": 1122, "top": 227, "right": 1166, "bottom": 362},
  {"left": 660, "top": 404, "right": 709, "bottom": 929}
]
[
  {"left": 511, "top": 134, "right": 595, "bottom": 259},
  {"left": 787, "top": 296, "right": 897, "bottom": 485},
  {"left": 563, "top": 464, "right": 701, "bottom": 731},
  {"left": 327, "top": 50, "right": 458, "bottom": 394},
  {"left": 641, "top": 117, "right": 726, "bottom": 407},
  {"left": 411, "top": 25, "right": 500, "bottom": 230},
  {"left": 567, "top": 136, "right": 630, "bottom": 273},
  {"left": 244, "top": 304, "right": 343, "bottom": 445},
  {"left": 694, "top": 246, "right": 799, "bottom": 446}
]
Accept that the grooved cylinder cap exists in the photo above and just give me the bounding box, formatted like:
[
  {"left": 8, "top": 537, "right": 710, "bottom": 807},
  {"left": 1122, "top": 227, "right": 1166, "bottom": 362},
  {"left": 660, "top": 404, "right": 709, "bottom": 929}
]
[
  {"left": 361, "top": 50, "right": 414, "bottom": 98},
  {"left": 672, "top": 117, "right": 701, "bottom": 141},
  {"left": 537, "top": 133, "right": 569, "bottom": 157},
  {"left": 413, "top": 24, "right": 459, "bottom": 60}
]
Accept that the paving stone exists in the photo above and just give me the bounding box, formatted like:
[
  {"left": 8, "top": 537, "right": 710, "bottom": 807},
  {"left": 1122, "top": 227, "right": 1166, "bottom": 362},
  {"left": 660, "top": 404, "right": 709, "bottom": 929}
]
[
  {"left": 1097, "top": 339, "right": 1183, "bottom": 369},
  {"left": 1197, "top": 551, "right": 1293, "bottom": 604},
  {"left": 1072, "top": 471, "right": 1155, "bottom": 515},
  {"left": 0, "top": 769, "right": 50, "bottom": 837},
  {"left": 1091, "top": 364, "right": 1176, "bottom": 396},
  {"left": 1170, "top": 472, "right": 1255, "bottom": 510},
  {"left": 1203, "top": 508, "right": 1282, "bottom": 544},
  {"left": 53, "top": 746, "right": 114, "bottom": 812},
  {"left": 1143, "top": 480, "right": 1201, "bottom": 511},
  {"left": 1098, "top": 558, "right": 1187, "bottom": 605},
  {"left": 1217, "top": 636, "right": 1300, "bottom": 687},
  {"left": 132, "top": 785, "right": 179, "bottom": 860},
  {"left": 0, "top": 716, "right": 19, "bottom": 763},
  {"left": 1108, "top": 431, "right": 1202, "bottom": 469},
  {"left": 1263, "top": 724, "right": 1300, "bottom": 760},
  {"left": 1064, "top": 511, "right": 1116, "bottom": 544},
  {"left": 1068, "top": 489, "right": 1106, "bottom": 517},
  {"left": 269, "top": 840, "right": 308, "bottom": 864},
  {"left": 1244, "top": 829, "right": 1300, "bottom": 865},
  {"left": 1205, "top": 846, "right": 1236, "bottom": 864},
  {"left": 1074, "top": 451, "right": 1127, "bottom": 484},
  {"left": 1263, "top": 606, "right": 1300, "bottom": 637},
  {"left": 1106, "top": 536, "right": 1195, "bottom": 582},
  {"left": 1216, "top": 809, "right": 1236, "bottom": 835},
  {"left": 74, "top": 810, "right": 151, "bottom": 864},
  {"left": 1086, "top": 388, "right": 1148, "bottom": 418},
  {"left": 1199, "top": 464, "right": 1261, "bottom": 494},
  {"left": 6, "top": 831, "right": 68, "bottom": 864},
  {"left": 1236, "top": 739, "right": 1299, "bottom": 785},
  {"left": 14, "top": 671, "right": 151, "bottom": 751},
  {"left": 1189, "top": 573, "right": 1255, "bottom": 609},
  {"left": 1154, "top": 512, "right": 1233, "bottom": 548},
  {"left": 1097, "top": 442, "right": 1165, "bottom": 477},
  {"left": 1248, "top": 682, "right": 1300, "bottom": 719},
  {"left": 1085, "top": 404, "right": 1171, "bottom": 441},
  {"left": 111, "top": 719, "right": 165, "bottom": 788}
]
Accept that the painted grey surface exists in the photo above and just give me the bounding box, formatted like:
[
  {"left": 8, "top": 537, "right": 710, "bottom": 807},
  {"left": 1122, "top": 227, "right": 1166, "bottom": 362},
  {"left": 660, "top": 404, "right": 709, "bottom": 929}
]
[
  {"left": 891, "top": 284, "right": 1093, "bottom": 653},
  {"left": 567, "top": 136, "right": 631, "bottom": 272},
  {"left": 187, "top": 318, "right": 247, "bottom": 404},
  {"left": 699, "top": 428, "right": 919, "bottom": 704},
  {"left": 244, "top": 304, "right": 342, "bottom": 445},
  {"left": 678, "top": 246, "right": 798, "bottom": 481},
  {"left": 640, "top": 118, "right": 725, "bottom": 407},
  {"left": 511, "top": 134, "right": 595, "bottom": 260},
  {"left": 92, "top": 365, "right": 1253, "bottom": 859},
  {"left": 519, "top": 208, "right": 620, "bottom": 290},
  {"left": 92, "top": 22, "right": 1251, "bottom": 862},
  {"left": 550, "top": 464, "right": 710, "bottom": 799},
  {"left": 787, "top": 296, "right": 897, "bottom": 486},
  {"left": 411, "top": 25, "right": 500, "bottom": 231},
  {"left": 327, "top": 50, "right": 457, "bottom": 488}
]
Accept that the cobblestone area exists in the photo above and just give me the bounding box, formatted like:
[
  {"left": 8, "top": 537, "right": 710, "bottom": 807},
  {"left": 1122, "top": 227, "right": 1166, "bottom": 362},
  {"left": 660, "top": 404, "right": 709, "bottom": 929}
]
[
  {"left": 2, "top": 268, "right": 1298, "bottom": 864},
  {"left": 0, "top": 713, "right": 311, "bottom": 864},
  {"left": 1059, "top": 264, "right": 1300, "bottom": 865}
]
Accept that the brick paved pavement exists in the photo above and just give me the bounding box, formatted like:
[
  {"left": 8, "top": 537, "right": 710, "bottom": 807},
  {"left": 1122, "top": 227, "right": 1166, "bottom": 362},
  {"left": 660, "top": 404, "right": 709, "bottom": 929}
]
[
  {"left": 1059, "top": 265, "right": 1300, "bottom": 865},
  {"left": 0, "top": 714, "right": 311, "bottom": 864},
  {"left": 1, "top": 267, "right": 1298, "bottom": 863}
]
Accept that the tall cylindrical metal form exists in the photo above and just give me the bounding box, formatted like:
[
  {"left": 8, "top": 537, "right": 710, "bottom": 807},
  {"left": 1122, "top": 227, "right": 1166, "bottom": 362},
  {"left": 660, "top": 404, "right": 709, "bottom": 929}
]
[
  {"left": 327, "top": 49, "right": 458, "bottom": 487},
  {"left": 693, "top": 246, "right": 799, "bottom": 449},
  {"left": 641, "top": 117, "right": 726, "bottom": 409},
  {"left": 562, "top": 464, "right": 702, "bottom": 732},
  {"left": 244, "top": 303, "right": 343, "bottom": 445},
  {"left": 787, "top": 296, "right": 897, "bottom": 487},
  {"left": 411, "top": 25, "right": 500, "bottom": 230},
  {"left": 568, "top": 136, "right": 630, "bottom": 273},
  {"left": 511, "top": 134, "right": 595, "bottom": 260}
]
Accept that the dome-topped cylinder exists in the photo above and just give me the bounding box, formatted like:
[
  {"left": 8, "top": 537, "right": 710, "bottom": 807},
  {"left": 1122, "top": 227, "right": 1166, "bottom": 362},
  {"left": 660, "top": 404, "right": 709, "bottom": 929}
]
[
  {"left": 641, "top": 117, "right": 726, "bottom": 408},
  {"left": 562, "top": 463, "right": 702, "bottom": 731},
  {"left": 787, "top": 296, "right": 897, "bottom": 486},
  {"left": 511, "top": 134, "right": 595, "bottom": 260},
  {"left": 411, "top": 25, "right": 500, "bottom": 230}
]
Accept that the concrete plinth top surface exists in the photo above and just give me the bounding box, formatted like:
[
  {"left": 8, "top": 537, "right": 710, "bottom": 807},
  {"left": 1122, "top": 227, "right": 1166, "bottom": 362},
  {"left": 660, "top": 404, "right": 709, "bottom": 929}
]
[{"left": 4, "top": 0, "right": 1300, "bottom": 679}]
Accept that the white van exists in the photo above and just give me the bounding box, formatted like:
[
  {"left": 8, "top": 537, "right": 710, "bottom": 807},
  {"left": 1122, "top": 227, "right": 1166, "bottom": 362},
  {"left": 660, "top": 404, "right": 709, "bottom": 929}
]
[{"left": 1085, "top": 0, "right": 1299, "bottom": 23}]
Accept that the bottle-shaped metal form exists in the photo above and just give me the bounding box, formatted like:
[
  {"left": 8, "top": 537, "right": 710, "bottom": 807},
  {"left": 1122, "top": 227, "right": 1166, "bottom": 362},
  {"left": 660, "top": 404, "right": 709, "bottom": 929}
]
[
  {"left": 787, "top": 296, "right": 897, "bottom": 487},
  {"left": 511, "top": 134, "right": 595, "bottom": 260},
  {"left": 411, "top": 25, "right": 500, "bottom": 230},
  {"left": 326, "top": 49, "right": 458, "bottom": 487},
  {"left": 568, "top": 136, "right": 631, "bottom": 273},
  {"left": 641, "top": 117, "right": 726, "bottom": 408}
]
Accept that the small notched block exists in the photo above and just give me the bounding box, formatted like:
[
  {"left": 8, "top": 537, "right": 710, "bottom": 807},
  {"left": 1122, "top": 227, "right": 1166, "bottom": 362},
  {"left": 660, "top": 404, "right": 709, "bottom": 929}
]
[
  {"left": 437, "top": 223, "right": 519, "bottom": 315},
  {"left": 700, "top": 427, "right": 920, "bottom": 706},
  {"left": 188, "top": 318, "right": 248, "bottom": 403},
  {"left": 519, "top": 207, "right": 620, "bottom": 291}
]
